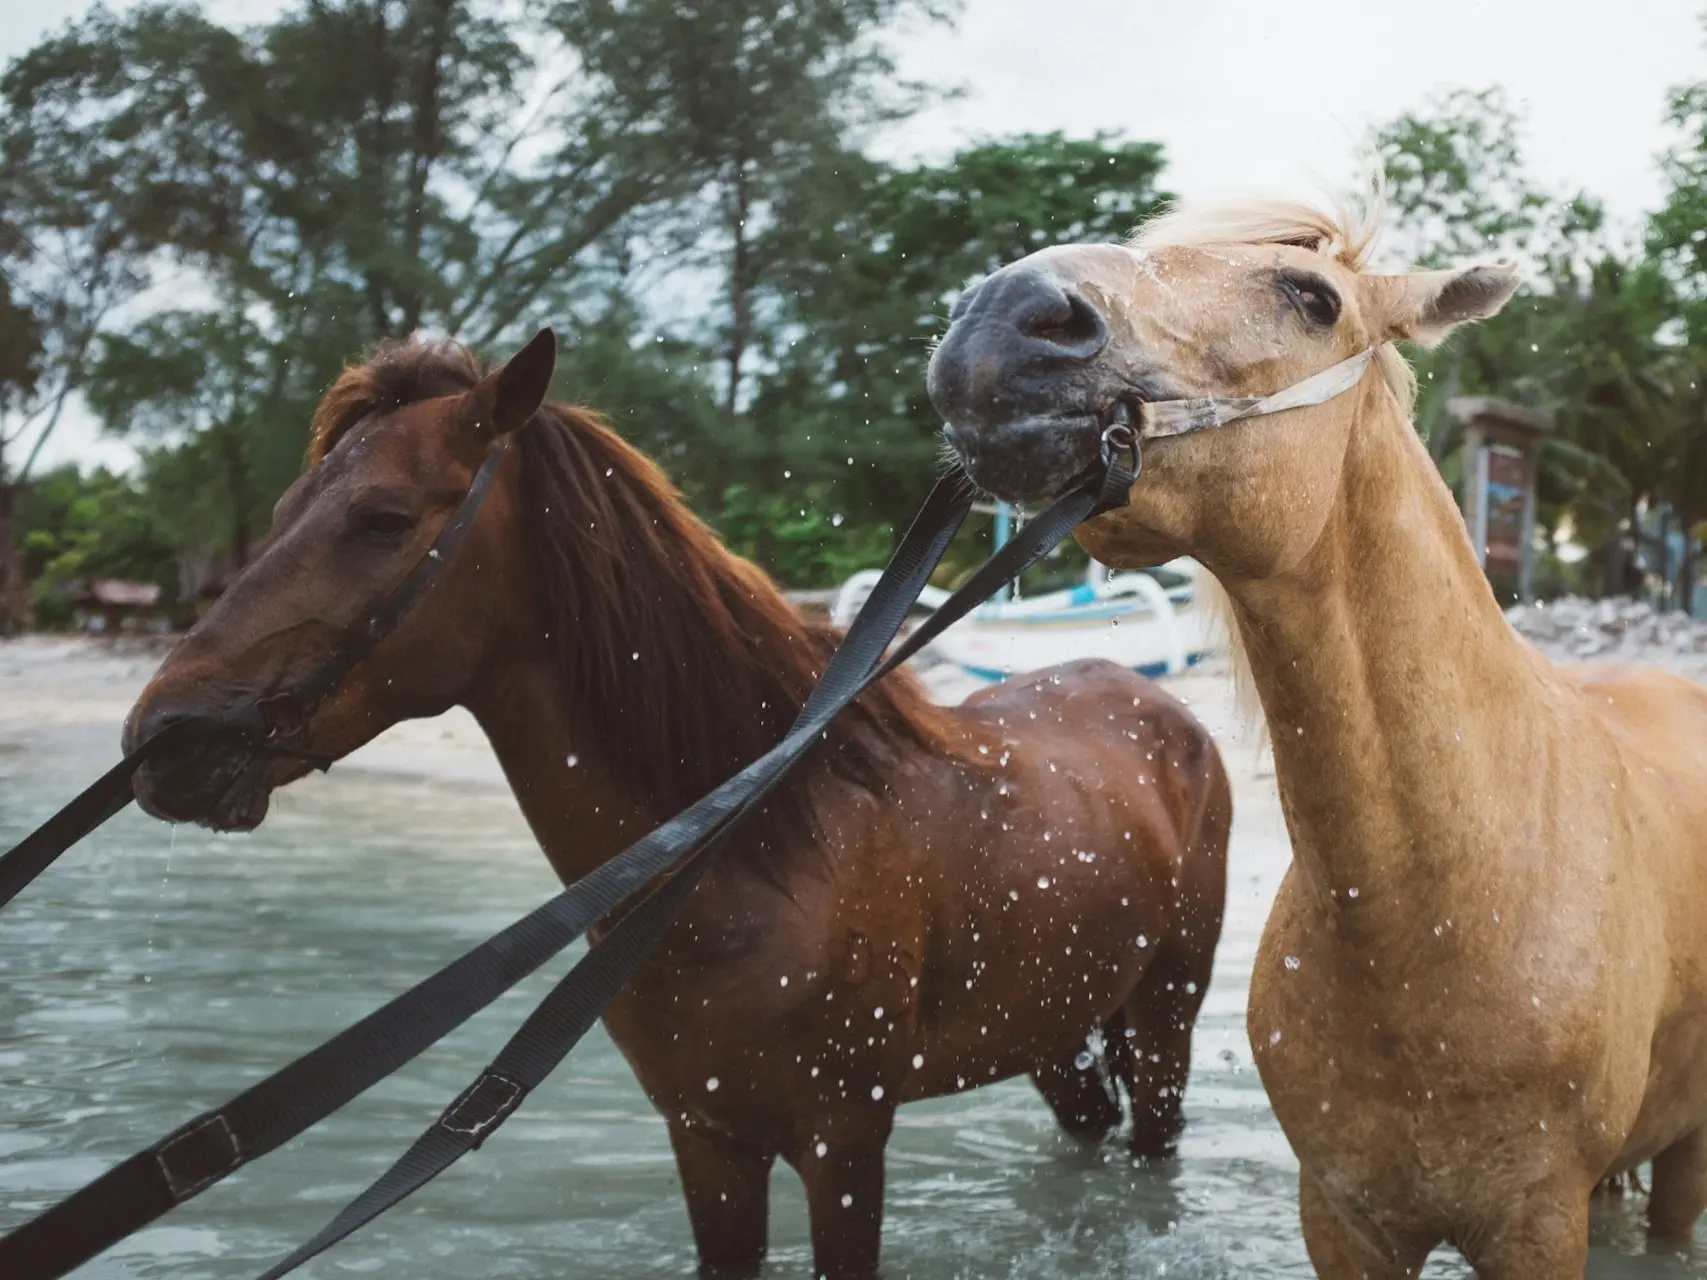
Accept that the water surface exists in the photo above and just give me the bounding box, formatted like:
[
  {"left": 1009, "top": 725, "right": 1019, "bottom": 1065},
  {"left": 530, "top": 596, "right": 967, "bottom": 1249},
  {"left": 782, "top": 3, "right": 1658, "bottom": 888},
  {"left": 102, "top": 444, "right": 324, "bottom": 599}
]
[{"left": 0, "top": 683, "right": 1700, "bottom": 1277}]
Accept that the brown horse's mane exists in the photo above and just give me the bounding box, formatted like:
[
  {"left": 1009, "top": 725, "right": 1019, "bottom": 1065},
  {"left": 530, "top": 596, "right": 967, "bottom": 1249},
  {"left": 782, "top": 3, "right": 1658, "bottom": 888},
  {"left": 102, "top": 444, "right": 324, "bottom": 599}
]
[{"left": 308, "top": 336, "right": 960, "bottom": 874}]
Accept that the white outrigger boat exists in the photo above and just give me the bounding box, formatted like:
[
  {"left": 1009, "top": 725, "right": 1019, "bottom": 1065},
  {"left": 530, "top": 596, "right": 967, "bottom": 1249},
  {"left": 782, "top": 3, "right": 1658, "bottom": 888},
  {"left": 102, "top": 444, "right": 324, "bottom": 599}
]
[{"left": 830, "top": 503, "right": 1220, "bottom": 683}]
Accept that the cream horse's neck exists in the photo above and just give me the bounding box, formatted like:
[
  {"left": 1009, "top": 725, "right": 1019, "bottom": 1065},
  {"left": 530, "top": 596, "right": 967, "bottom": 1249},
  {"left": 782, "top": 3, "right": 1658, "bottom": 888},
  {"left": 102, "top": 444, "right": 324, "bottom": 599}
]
[{"left": 1224, "top": 379, "right": 1549, "bottom": 917}]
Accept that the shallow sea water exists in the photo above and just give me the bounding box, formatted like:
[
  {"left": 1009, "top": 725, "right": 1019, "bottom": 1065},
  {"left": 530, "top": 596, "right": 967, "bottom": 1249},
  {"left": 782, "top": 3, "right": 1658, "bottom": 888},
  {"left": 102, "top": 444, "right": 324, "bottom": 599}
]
[{"left": 0, "top": 693, "right": 1702, "bottom": 1278}]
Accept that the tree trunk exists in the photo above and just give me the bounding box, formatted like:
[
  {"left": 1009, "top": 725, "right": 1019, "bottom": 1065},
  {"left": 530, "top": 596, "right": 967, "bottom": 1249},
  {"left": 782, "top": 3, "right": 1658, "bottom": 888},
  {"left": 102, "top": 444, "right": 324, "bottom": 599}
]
[
  {"left": 399, "top": 0, "right": 456, "bottom": 333},
  {"left": 0, "top": 480, "right": 18, "bottom": 637},
  {"left": 217, "top": 425, "right": 252, "bottom": 569},
  {"left": 1680, "top": 521, "right": 1699, "bottom": 618},
  {"left": 1657, "top": 507, "right": 1672, "bottom": 611},
  {"left": 723, "top": 160, "right": 752, "bottom": 423}
]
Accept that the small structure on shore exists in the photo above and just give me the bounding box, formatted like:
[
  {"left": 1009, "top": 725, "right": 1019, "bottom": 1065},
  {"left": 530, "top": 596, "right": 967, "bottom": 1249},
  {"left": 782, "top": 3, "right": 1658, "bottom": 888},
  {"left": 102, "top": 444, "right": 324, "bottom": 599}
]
[
  {"left": 1448, "top": 396, "right": 1553, "bottom": 604},
  {"left": 63, "top": 579, "right": 167, "bottom": 634}
]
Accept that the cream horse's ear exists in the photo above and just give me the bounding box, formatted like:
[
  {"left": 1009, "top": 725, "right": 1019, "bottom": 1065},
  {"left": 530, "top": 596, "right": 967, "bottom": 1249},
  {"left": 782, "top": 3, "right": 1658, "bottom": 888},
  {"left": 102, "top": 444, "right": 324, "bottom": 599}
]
[{"left": 1364, "top": 263, "right": 1521, "bottom": 349}]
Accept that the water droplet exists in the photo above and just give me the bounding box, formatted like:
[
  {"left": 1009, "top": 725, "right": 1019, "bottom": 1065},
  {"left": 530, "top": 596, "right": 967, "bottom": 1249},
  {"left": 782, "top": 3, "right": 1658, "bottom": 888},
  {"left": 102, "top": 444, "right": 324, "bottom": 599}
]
[
  {"left": 1036, "top": 876, "right": 1051, "bottom": 889},
  {"left": 706, "top": 1077, "right": 720, "bottom": 1091},
  {"left": 566, "top": 754, "right": 579, "bottom": 768},
  {"left": 1136, "top": 934, "right": 1148, "bottom": 948},
  {"left": 873, "top": 1006, "right": 884, "bottom": 1019},
  {"left": 1347, "top": 887, "right": 1360, "bottom": 899},
  {"left": 912, "top": 1053, "right": 924, "bottom": 1068},
  {"left": 1284, "top": 955, "right": 1300, "bottom": 970},
  {"left": 841, "top": 1193, "right": 853, "bottom": 1207},
  {"left": 871, "top": 1085, "right": 884, "bottom": 1100},
  {"left": 1074, "top": 1050, "right": 1095, "bottom": 1070},
  {"left": 779, "top": 975, "right": 789, "bottom": 986},
  {"left": 831, "top": 514, "right": 843, "bottom": 527},
  {"left": 816, "top": 1141, "right": 828, "bottom": 1157},
  {"left": 1268, "top": 1029, "right": 1283, "bottom": 1045}
]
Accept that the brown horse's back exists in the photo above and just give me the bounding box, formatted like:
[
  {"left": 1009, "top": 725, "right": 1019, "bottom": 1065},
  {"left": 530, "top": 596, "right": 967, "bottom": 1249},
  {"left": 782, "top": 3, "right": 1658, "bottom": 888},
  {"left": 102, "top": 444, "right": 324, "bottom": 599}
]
[
  {"left": 951, "top": 659, "right": 1230, "bottom": 1149},
  {"left": 959, "top": 657, "right": 1231, "bottom": 898}
]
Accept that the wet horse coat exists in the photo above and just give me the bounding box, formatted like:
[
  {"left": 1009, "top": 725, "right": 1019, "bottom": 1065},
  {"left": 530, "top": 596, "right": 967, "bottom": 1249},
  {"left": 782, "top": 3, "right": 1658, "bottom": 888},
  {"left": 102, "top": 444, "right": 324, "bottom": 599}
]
[
  {"left": 123, "top": 333, "right": 1231, "bottom": 1278},
  {"left": 927, "top": 193, "right": 1707, "bottom": 1276}
]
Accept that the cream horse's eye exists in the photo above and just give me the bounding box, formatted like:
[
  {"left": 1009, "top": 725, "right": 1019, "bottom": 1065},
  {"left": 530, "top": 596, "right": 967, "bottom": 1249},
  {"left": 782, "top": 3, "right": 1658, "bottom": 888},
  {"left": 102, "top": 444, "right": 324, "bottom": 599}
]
[{"left": 1279, "top": 271, "right": 1342, "bottom": 328}]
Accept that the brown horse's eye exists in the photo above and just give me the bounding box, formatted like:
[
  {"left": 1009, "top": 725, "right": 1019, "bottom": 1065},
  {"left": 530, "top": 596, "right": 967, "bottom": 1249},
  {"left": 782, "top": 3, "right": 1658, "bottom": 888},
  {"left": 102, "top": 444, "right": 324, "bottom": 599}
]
[
  {"left": 353, "top": 509, "right": 417, "bottom": 542},
  {"left": 1279, "top": 271, "right": 1342, "bottom": 328}
]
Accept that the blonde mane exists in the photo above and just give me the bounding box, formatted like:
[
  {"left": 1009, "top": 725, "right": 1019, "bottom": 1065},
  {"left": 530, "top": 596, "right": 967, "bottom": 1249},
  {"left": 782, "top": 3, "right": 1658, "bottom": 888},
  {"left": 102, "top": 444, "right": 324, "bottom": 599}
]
[{"left": 1128, "top": 192, "right": 1423, "bottom": 740}]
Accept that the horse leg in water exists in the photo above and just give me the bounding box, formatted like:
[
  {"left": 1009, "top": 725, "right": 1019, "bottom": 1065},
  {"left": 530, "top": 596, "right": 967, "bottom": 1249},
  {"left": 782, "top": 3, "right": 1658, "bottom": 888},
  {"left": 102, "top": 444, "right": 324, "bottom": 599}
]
[
  {"left": 667, "top": 1120, "right": 774, "bottom": 1277},
  {"left": 1298, "top": 1174, "right": 1435, "bottom": 1279},
  {"left": 1456, "top": 1175, "right": 1592, "bottom": 1279},
  {"left": 1119, "top": 937, "right": 1214, "bottom": 1158},
  {"left": 1649, "top": 1124, "right": 1707, "bottom": 1243},
  {"left": 786, "top": 1108, "right": 894, "bottom": 1280},
  {"left": 1031, "top": 1021, "right": 1124, "bottom": 1140}
]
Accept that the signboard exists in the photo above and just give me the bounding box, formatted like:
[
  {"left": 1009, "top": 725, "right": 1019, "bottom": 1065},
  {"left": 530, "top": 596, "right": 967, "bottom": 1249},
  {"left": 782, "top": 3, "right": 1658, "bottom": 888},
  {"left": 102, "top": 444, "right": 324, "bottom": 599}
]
[
  {"left": 1477, "top": 445, "right": 1528, "bottom": 575},
  {"left": 1452, "top": 397, "right": 1551, "bottom": 604}
]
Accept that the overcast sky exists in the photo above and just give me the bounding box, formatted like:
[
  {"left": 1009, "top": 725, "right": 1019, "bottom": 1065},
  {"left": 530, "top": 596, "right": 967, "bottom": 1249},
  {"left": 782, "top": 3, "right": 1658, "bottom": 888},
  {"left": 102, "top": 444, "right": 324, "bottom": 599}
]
[{"left": 6, "top": 0, "right": 1704, "bottom": 472}]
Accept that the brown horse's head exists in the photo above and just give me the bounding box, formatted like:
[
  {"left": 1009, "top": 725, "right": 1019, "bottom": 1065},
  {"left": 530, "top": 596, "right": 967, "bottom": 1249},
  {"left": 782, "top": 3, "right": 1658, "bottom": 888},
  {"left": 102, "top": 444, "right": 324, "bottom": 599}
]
[
  {"left": 122, "top": 330, "right": 557, "bottom": 830},
  {"left": 926, "top": 195, "right": 1519, "bottom": 579}
]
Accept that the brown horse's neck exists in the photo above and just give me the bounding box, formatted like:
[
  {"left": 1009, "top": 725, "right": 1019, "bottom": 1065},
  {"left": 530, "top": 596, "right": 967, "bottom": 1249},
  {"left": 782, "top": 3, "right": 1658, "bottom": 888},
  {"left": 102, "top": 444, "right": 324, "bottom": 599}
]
[
  {"left": 1224, "top": 384, "right": 1550, "bottom": 914},
  {"left": 458, "top": 415, "right": 949, "bottom": 887},
  {"left": 465, "top": 641, "right": 657, "bottom": 887}
]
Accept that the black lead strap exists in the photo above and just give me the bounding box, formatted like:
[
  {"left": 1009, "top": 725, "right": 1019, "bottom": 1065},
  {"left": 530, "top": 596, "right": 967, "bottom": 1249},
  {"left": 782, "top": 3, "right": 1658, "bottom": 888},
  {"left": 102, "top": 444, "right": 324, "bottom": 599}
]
[
  {"left": 0, "top": 444, "right": 1135, "bottom": 1280},
  {"left": 257, "top": 448, "right": 1135, "bottom": 1280},
  {"left": 0, "top": 443, "right": 511, "bottom": 914}
]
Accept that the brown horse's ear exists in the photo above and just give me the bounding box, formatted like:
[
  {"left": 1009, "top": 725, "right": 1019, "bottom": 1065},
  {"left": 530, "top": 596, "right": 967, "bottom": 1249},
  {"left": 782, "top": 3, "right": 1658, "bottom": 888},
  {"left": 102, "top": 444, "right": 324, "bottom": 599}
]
[
  {"left": 1364, "top": 264, "right": 1520, "bottom": 349},
  {"left": 467, "top": 327, "right": 557, "bottom": 437}
]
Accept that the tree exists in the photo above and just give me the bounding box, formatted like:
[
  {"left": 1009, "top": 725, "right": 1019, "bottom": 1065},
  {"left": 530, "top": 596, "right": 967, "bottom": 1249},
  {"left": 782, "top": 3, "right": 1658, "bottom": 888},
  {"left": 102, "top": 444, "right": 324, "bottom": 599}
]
[
  {"left": 549, "top": 0, "right": 952, "bottom": 423},
  {"left": 2, "top": 0, "right": 948, "bottom": 593},
  {"left": 742, "top": 132, "right": 1170, "bottom": 569},
  {"left": 1375, "top": 86, "right": 1607, "bottom": 460}
]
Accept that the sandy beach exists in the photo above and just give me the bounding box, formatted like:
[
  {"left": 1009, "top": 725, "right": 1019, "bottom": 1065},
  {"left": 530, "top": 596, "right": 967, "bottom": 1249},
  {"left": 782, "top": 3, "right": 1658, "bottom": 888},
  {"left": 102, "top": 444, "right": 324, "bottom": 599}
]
[{"left": 0, "top": 633, "right": 1279, "bottom": 808}]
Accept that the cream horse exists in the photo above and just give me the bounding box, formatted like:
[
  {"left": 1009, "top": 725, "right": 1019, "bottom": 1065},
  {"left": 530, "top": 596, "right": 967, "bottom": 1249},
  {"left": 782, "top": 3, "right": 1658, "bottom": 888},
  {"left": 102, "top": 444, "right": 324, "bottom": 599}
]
[{"left": 924, "top": 194, "right": 1707, "bottom": 1276}]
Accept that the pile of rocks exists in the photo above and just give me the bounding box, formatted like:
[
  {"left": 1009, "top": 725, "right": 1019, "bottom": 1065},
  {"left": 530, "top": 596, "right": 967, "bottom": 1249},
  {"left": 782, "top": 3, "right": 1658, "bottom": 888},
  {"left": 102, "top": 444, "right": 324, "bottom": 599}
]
[{"left": 1505, "top": 596, "right": 1707, "bottom": 665}]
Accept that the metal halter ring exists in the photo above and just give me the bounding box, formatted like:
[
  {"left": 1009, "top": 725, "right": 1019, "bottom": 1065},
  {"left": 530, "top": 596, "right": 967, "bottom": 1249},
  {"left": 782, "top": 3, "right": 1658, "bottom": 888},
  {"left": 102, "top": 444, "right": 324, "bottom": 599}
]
[{"left": 1100, "top": 416, "right": 1139, "bottom": 471}]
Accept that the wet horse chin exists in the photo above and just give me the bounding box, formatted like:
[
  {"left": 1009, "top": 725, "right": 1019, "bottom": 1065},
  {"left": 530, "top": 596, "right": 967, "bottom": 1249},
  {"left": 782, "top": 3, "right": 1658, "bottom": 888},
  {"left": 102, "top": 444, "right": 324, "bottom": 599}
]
[
  {"left": 134, "top": 750, "right": 279, "bottom": 833},
  {"left": 941, "top": 411, "right": 1102, "bottom": 504}
]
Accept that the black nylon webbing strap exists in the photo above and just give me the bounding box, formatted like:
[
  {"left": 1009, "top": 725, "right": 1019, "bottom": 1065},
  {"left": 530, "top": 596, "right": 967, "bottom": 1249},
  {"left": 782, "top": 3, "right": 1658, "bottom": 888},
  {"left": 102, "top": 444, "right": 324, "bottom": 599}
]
[
  {"left": 253, "top": 448, "right": 1137, "bottom": 1279},
  {"left": 0, "top": 743, "right": 158, "bottom": 912},
  {"left": 0, "top": 448, "right": 1136, "bottom": 1280},
  {"left": 237, "top": 442, "right": 510, "bottom": 732},
  {"left": 0, "top": 467, "right": 975, "bottom": 1280},
  {"left": 0, "top": 444, "right": 509, "bottom": 915}
]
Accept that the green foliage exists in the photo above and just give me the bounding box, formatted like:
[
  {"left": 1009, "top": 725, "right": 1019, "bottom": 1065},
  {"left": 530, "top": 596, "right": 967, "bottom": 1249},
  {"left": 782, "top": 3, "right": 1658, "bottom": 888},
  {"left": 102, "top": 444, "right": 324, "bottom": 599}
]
[
  {"left": 14, "top": 0, "right": 1707, "bottom": 620},
  {"left": 742, "top": 132, "right": 1170, "bottom": 541},
  {"left": 716, "top": 481, "right": 894, "bottom": 587},
  {"left": 17, "top": 465, "right": 178, "bottom": 624}
]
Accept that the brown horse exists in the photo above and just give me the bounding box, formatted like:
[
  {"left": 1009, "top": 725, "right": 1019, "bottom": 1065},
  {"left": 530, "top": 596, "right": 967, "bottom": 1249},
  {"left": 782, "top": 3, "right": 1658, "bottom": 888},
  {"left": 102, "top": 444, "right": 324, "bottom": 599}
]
[
  {"left": 926, "top": 191, "right": 1707, "bottom": 1277},
  {"left": 120, "top": 332, "right": 1230, "bottom": 1278}
]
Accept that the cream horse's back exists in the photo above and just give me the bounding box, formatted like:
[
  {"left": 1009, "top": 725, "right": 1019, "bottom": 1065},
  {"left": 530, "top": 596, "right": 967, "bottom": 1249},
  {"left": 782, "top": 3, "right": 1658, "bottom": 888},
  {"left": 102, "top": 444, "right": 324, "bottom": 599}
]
[{"left": 926, "top": 188, "right": 1707, "bottom": 1275}]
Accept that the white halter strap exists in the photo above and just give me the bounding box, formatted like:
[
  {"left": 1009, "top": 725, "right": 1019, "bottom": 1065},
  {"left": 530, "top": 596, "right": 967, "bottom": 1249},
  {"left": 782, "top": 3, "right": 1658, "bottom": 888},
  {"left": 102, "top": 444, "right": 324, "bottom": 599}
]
[{"left": 1134, "top": 348, "right": 1375, "bottom": 441}]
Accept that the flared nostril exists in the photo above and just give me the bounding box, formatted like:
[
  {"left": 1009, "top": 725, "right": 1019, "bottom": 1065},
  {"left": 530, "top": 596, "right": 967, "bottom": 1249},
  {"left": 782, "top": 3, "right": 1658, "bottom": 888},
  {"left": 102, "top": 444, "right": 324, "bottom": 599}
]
[{"left": 1011, "top": 276, "right": 1109, "bottom": 362}]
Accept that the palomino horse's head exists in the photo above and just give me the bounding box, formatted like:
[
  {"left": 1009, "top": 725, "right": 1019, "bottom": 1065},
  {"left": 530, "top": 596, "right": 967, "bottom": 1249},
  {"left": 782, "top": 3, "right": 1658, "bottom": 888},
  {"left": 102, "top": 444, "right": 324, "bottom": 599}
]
[
  {"left": 927, "top": 197, "right": 1519, "bottom": 576},
  {"left": 121, "top": 330, "right": 557, "bottom": 830}
]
